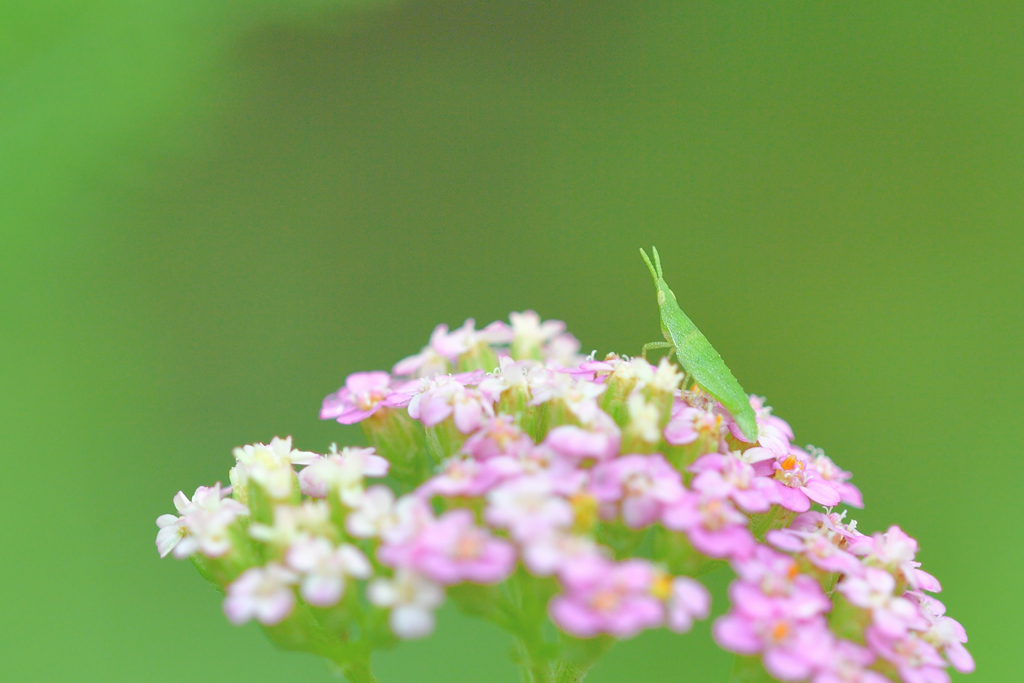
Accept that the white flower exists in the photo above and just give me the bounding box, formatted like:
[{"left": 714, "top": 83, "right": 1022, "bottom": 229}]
[
  {"left": 626, "top": 394, "right": 662, "bottom": 444},
  {"left": 633, "top": 357, "right": 683, "bottom": 394},
  {"left": 367, "top": 569, "right": 445, "bottom": 639},
  {"left": 155, "top": 483, "right": 248, "bottom": 559},
  {"left": 346, "top": 485, "right": 398, "bottom": 539},
  {"left": 509, "top": 310, "right": 565, "bottom": 359},
  {"left": 223, "top": 563, "right": 298, "bottom": 626},
  {"left": 521, "top": 531, "right": 602, "bottom": 577},
  {"left": 485, "top": 475, "right": 573, "bottom": 540},
  {"left": 297, "top": 446, "right": 389, "bottom": 505},
  {"left": 232, "top": 436, "right": 319, "bottom": 501},
  {"left": 286, "top": 537, "right": 372, "bottom": 607},
  {"left": 248, "top": 501, "right": 333, "bottom": 547}
]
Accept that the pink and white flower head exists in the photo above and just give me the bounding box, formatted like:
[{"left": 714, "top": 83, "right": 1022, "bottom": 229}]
[
  {"left": 392, "top": 324, "right": 460, "bottom": 378},
  {"left": 383, "top": 509, "right": 516, "bottom": 586},
  {"left": 223, "top": 563, "right": 298, "bottom": 626},
  {"left": 248, "top": 500, "right": 333, "bottom": 547},
  {"left": 320, "top": 371, "right": 396, "bottom": 424},
  {"left": 285, "top": 537, "right": 372, "bottom": 607},
  {"left": 549, "top": 558, "right": 664, "bottom": 638},
  {"left": 714, "top": 607, "right": 833, "bottom": 682},
  {"left": 848, "top": 525, "right": 941, "bottom": 592},
  {"left": 865, "top": 627, "right": 950, "bottom": 683},
  {"left": 907, "top": 592, "right": 974, "bottom": 673},
  {"left": 664, "top": 402, "right": 724, "bottom": 448},
  {"left": 367, "top": 569, "right": 446, "bottom": 640},
  {"left": 485, "top": 475, "right": 575, "bottom": 540},
  {"left": 562, "top": 353, "right": 617, "bottom": 383},
  {"left": 461, "top": 414, "right": 534, "bottom": 461},
  {"left": 662, "top": 491, "right": 755, "bottom": 560},
  {"left": 771, "top": 451, "right": 842, "bottom": 512},
  {"left": 805, "top": 446, "right": 863, "bottom": 508},
  {"left": 689, "top": 452, "right": 777, "bottom": 514},
  {"left": 420, "top": 455, "right": 502, "bottom": 498},
  {"left": 298, "top": 445, "right": 389, "bottom": 505},
  {"left": 156, "top": 483, "right": 249, "bottom": 559},
  {"left": 838, "top": 568, "right": 928, "bottom": 637},
  {"left": 407, "top": 375, "right": 494, "bottom": 434},
  {"left": 589, "top": 454, "right": 685, "bottom": 529},
  {"left": 509, "top": 310, "right": 566, "bottom": 360}
]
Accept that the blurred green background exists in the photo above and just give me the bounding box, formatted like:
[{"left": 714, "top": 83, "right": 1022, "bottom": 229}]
[{"left": 2, "top": 1, "right": 1021, "bottom": 680}]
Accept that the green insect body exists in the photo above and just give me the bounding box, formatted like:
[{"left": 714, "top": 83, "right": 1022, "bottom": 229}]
[{"left": 639, "top": 247, "right": 759, "bottom": 442}]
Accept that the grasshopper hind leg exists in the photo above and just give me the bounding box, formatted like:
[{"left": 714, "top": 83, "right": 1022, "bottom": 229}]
[{"left": 641, "top": 341, "right": 674, "bottom": 361}]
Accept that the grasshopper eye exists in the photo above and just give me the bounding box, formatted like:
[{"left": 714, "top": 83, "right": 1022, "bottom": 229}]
[{"left": 657, "top": 290, "right": 666, "bottom": 306}]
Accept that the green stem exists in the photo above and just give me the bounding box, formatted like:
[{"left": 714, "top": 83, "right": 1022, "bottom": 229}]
[
  {"left": 728, "top": 655, "right": 777, "bottom": 683},
  {"left": 340, "top": 659, "right": 378, "bottom": 683}
]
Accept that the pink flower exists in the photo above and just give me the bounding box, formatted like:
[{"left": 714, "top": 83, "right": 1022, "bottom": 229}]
[
  {"left": 866, "top": 627, "right": 950, "bottom": 683},
  {"left": 714, "top": 608, "right": 833, "bottom": 681},
  {"left": 813, "top": 640, "right": 891, "bottom": 683},
  {"left": 724, "top": 395, "right": 794, "bottom": 453},
  {"left": 589, "top": 454, "right": 685, "bottom": 529},
  {"left": 485, "top": 475, "right": 575, "bottom": 540},
  {"left": 729, "top": 546, "right": 832, "bottom": 620},
  {"left": 320, "top": 371, "right": 395, "bottom": 424},
  {"left": 663, "top": 404, "right": 723, "bottom": 447},
  {"left": 407, "top": 376, "right": 494, "bottom": 434},
  {"left": 771, "top": 451, "right": 841, "bottom": 512},
  {"left": 392, "top": 324, "right": 460, "bottom": 378},
  {"left": 906, "top": 592, "right": 974, "bottom": 674},
  {"left": 420, "top": 456, "right": 503, "bottom": 498},
  {"left": 383, "top": 509, "right": 516, "bottom": 585},
  {"left": 690, "top": 453, "right": 777, "bottom": 513},
  {"left": 520, "top": 531, "right": 606, "bottom": 578},
  {"left": 807, "top": 447, "right": 863, "bottom": 508},
  {"left": 549, "top": 558, "right": 664, "bottom": 638},
  {"left": 285, "top": 537, "right": 372, "bottom": 607},
  {"left": 664, "top": 576, "right": 712, "bottom": 633},
  {"left": 461, "top": 415, "right": 534, "bottom": 460},
  {"left": 848, "top": 526, "right": 941, "bottom": 592},
  {"left": 766, "top": 512, "right": 864, "bottom": 575},
  {"left": 223, "top": 563, "right": 297, "bottom": 626},
  {"left": 838, "top": 568, "right": 928, "bottom": 637},
  {"left": 662, "top": 491, "right": 755, "bottom": 560},
  {"left": 544, "top": 423, "right": 620, "bottom": 463}
]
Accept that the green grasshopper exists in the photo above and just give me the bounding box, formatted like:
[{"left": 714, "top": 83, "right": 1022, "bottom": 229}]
[{"left": 639, "top": 247, "right": 759, "bottom": 442}]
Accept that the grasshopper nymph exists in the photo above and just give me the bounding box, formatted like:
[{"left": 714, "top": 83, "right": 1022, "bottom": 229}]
[{"left": 639, "top": 247, "right": 759, "bottom": 442}]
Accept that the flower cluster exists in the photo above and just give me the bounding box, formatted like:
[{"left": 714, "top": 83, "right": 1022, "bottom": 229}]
[{"left": 156, "top": 312, "right": 971, "bottom": 683}]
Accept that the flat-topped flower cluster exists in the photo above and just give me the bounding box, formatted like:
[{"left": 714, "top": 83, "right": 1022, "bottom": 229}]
[{"left": 157, "top": 312, "right": 972, "bottom": 683}]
